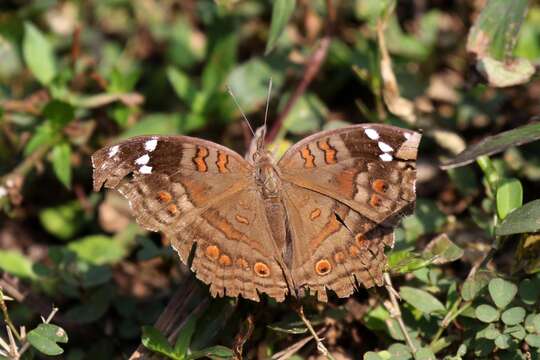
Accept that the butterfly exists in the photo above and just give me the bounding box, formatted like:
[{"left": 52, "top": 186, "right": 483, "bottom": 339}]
[{"left": 92, "top": 124, "right": 420, "bottom": 302}]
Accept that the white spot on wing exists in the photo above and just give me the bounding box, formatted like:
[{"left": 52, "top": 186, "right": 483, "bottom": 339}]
[
  {"left": 404, "top": 132, "right": 411, "bottom": 140},
  {"left": 379, "top": 153, "right": 393, "bottom": 162},
  {"left": 108, "top": 145, "right": 119, "bottom": 158},
  {"left": 139, "top": 165, "right": 153, "bottom": 174},
  {"left": 364, "top": 128, "right": 379, "bottom": 140},
  {"left": 135, "top": 154, "right": 150, "bottom": 165},
  {"left": 378, "top": 141, "right": 394, "bottom": 153},
  {"left": 145, "top": 139, "right": 158, "bottom": 152},
  {"left": 0, "top": 186, "right": 6, "bottom": 198}
]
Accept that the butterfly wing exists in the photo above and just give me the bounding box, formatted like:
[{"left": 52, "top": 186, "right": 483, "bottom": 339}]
[
  {"left": 277, "top": 124, "right": 420, "bottom": 300},
  {"left": 92, "top": 136, "right": 289, "bottom": 301}
]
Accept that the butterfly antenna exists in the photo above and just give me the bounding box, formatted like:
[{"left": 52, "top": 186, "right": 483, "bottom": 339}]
[
  {"left": 226, "top": 85, "right": 255, "bottom": 137},
  {"left": 263, "top": 77, "right": 273, "bottom": 130}
]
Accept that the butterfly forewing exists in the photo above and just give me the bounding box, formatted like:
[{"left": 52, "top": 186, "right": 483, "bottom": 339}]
[
  {"left": 277, "top": 124, "right": 420, "bottom": 224},
  {"left": 92, "top": 135, "right": 289, "bottom": 301}
]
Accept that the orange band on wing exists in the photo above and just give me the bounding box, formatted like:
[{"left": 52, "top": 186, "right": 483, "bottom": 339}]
[
  {"left": 216, "top": 151, "right": 229, "bottom": 173},
  {"left": 193, "top": 146, "right": 209, "bottom": 172},
  {"left": 300, "top": 146, "right": 315, "bottom": 168},
  {"left": 317, "top": 140, "right": 337, "bottom": 164}
]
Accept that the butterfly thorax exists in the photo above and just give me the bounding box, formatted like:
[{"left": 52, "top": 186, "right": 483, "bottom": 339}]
[{"left": 254, "top": 152, "right": 282, "bottom": 198}]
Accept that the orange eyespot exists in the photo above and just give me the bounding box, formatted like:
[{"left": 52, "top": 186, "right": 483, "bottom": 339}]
[
  {"left": 205, "top": 245, "right": 220, "bottom": 261},
  {"left": 349, "top": 245, "right": 360, "bottom": 257},
  {"left": 167, "top": 204, "right": 178, "bottom": 215},
  {"left": 219, "top": 254, "right": 232, "bottom": 266},
  {"left": 370, "top": 194, "right": 382, "bottom": 207},
  {"left": 372, "top": 179, "right": 388, "bottom": 193},
  {"left": 355, "top": 234, "right": 368, "bottom": 248},
  {"left": 156, "top": 191, "right": 172, "bottom": 203},
  {"left": 315, "top": 259, "right": 332, "bottom": 276},
  {"left": 254, "top": 262, "right": 270, "bottom": 277},
  {"left": 236, "top": 258, "right": 249, "bottom": 270}
]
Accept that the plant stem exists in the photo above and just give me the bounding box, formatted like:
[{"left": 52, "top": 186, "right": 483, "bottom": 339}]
[
  {"left": 383, "top": 273, "right": 417, "bottom": 354},
  {"left": 0, "top": 288, "right": 20, "bottom": 341}
]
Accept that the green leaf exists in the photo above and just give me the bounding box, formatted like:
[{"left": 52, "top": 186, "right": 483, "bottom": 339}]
[
  {"left": 519, "top": 278, "right": 540, "bottom": 305},
  {"left": 24, "top": 122, "right": 55, "bottom": 155},
  {"left": 141, "top": 326, "right": 175, "bottom": 359},
  {"left": 415, "top": 347, "right": 436, "bottom": 360},
  {"left": 494, "top": 334, "right": 512, "bottom": 349},
  {"left": 226, "top": 57, "right": 285, "bottom": 114},
  {"left": 173, "top": 313, "right": 199, "bottom": 358},
  {"left": 489, "top": 278, "right": 518, "bottom": 308},
  {"left": 501, "top": 307, "right": 526, "bottom": 325},
  {"left": 67, "top": 235, "right": 126, "bottom": 265},
  {"left": 401, "top": 199, "right": 446, "bottom": 242},
  {"left": 23, "top": 22, "right": 56, "bottom": 85},
  {"left": 43, "top": 100, "right": 75, "bottom": 127},
  {"left": 280, "top": 93, "right": 327, "bottom": 135},
  {"left": 121, "top": 113, "right": 182, "bottom": 138},
  {"left": 475, "top": 304, "right": 500, "bottom": 323},
  {"left": 186, "top": 345, "right": 234, "bottom": 360},
  {"left": 462, "top": 270, "right": 496, "bottom": 301},
  {"left": 399, "top": 286, "right": 446, "bottom": 315},
  {"left": 467, "top": 0, "right": 529, "bottom": 61},
  {"left": 388, "top": 250, "right": 432, "bottom": 274},
  {"left": 27, "top": 324, "right": 68, "bottom": 356},
  {"left": 447, "top": 165, "right": 479, "bottom": 196},
  {"left": 202, "top": 31, "right": 237, "bottom": 92},
  {"left": 39, "top": 201, "right": 86, "bottom": 240},
  {"left": 477, "top": 323, "right": 501, "bottom": 339},
  {"left": 51, "top": 142, "right": 72, "bottom": 189},
  {"left": 496, "top": 178, "right": 523, "bottom": 219},
  {"left": 0, "top": 250, "right": 37, "bottom": 279},
  {"left": 265, "top": 0, "right": 296, "bottom": 54},
  {"left": 496, "top": 199, "right": 540, "bottom": 236},
  {"left": 423, "top": 233, "right": 464, "bottom": 264},
  {"left": 388, "top": 343, "right": 413, "bottom": 359},
  {"left": 504, "top": 324, "right": 526, "bottom": 340},
  {"left": 64, "top": 287, "right": 112, "bottom": 324},
  {"left": 167, "top": 66, "right": 197, "bottom": 105},
  {"left": 441, "top": 122, "right": 540, "bottom": 170},
  {"left": 534, "top": 314, "right": 540, "bottom": 333},
  {"left": 526, "top": 334, "right": 540, "bottom": 348},
  {"left": 364, "top": 352, "right": 385, "bottom": 360},
  {"left": 476, "top": 56, "right": 535, "bottom": 87}
]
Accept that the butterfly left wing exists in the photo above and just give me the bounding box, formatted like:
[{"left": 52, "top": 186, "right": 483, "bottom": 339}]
[{"left": 92, "top": 136, "right": 290, "bottom": 302}]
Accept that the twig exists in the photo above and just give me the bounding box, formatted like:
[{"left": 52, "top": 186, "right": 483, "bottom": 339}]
[
  {"left": 232, "top": 313, "right": 254, "bottom": 360},
  {"left": 383, "top": 273, "right": 417, "bottom": 354},
  {"left": 271, "top": 328, "right": 326, "bottom": 360},
  {"left": 266, "top": 0, "right": 336, "bottom": 143},
  {"left": 293, "top": 304, "right": 335, "bottom": 360},
  {"left": 0, "top": 288, "right": 20, "bottom": 342}
]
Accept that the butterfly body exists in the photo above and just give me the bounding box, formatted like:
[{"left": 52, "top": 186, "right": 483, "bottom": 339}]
[{"left": 92, "top": 124, "right": 420, "bottom": 302}]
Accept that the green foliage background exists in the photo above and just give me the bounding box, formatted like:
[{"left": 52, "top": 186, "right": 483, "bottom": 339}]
[{"left": 1, "top": 0, "right": 540, "bottom": 359}]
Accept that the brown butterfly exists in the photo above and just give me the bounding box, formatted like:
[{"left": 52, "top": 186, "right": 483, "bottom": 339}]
[{"left": 92, "top": 124, "right": 420, "bottom": 302}]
